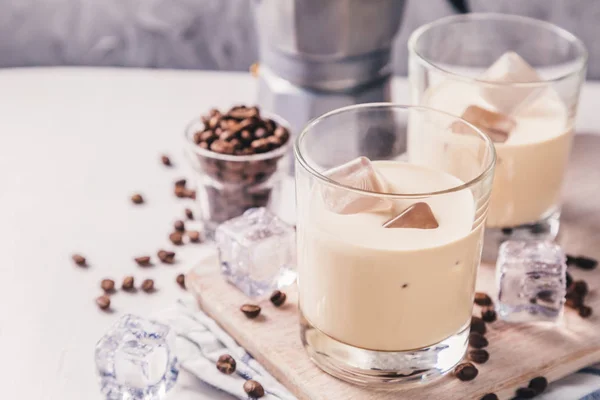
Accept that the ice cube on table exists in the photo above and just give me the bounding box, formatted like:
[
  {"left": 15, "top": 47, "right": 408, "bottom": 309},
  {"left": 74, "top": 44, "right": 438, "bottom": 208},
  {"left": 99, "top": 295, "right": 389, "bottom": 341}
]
[
  {"left": 95, "top": 315, "right": 179, "bottom": 400},
  {"left": 454, "top": 105, "right": 516, "bottom": 143},
  {"left": 480, "top": 51, "right": 545, "bottom": 115},
  {"left": 216, "top": 207, "right": 296, "bottom": 298},
  {"left": 321, "top": 157, "right": 392, "bottom": 214},
  {"left": 496, "top": 240, "right": 567, "bottom": 323}
]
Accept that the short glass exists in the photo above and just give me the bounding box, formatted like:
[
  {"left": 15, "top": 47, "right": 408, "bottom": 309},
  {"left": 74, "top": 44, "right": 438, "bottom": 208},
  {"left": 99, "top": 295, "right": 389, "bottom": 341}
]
[
  {"left": 408, "top": 14, "right": 587, "bottom": 250},
  {"left": 294, "top": 104, "right": 496, "bottom": 386},
  {"left": 184, "top": 114, "right": 291, "bottom": 235}
]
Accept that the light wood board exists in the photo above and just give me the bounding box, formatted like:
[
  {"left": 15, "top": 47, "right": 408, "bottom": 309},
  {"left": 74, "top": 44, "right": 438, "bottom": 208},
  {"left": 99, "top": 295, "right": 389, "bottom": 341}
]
[{"left": 188, "top": 135, "right": 600, "bottom": 400}]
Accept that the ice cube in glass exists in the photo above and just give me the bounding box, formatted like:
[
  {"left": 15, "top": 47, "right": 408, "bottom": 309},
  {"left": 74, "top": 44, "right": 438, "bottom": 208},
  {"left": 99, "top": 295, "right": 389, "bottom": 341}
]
[
  {"left": 95, "top": 314, "right": 179, "bottom": 400},
  {"left": 216, "top": 207, "right": 296, "bottom": 298},
  {"left": 496, "top": 240, "right": 567, "bottom": 322}
]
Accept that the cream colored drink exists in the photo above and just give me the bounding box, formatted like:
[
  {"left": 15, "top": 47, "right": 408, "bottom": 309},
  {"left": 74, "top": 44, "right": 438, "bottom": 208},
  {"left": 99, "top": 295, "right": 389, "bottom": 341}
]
[{"left": 298, "top": 161, "right": 484, "bottom": 351}]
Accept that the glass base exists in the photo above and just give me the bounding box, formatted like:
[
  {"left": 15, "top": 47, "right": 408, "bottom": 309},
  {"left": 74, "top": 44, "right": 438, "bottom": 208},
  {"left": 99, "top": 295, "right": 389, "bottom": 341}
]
[
  {"left": 482, "top": 209, "right": 561, "bottom": 263},
  {"left": 299, "top": 310, "right": 469, "bottom": 388}
]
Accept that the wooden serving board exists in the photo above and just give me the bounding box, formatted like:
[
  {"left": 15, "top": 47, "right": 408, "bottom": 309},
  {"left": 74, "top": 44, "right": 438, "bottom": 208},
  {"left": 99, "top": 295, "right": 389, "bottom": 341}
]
[{"left": 188, "top": 135, "right": 600, "bottom": 400}]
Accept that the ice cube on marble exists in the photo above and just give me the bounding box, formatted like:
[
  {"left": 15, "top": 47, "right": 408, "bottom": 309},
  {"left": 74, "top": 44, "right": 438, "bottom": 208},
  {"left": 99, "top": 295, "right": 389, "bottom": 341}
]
[
  {"left": 383, "top": 202, "right": 439, "bottom": 229},
  {"left": 95, "top": 314, "right": 179, "bottom": 400},
  {"left": 454, "top": 105, "right": 516, "bottom": 143},
  {"left": 496, "top": 240, "right": 567, "bottom": 323},
  {"left": 480, "top": 51, "right": 546, "bottom": 115},
  {"left": 216, "top": 207, "right": 296, "bottom": 298},
  {"left": 321, "top": 157, "right": 392, "bottom": 214}
]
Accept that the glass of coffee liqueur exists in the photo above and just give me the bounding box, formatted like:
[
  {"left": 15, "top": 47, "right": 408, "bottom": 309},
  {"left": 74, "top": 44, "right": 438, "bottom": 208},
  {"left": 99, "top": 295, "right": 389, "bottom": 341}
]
[{"left": 294, "top": 103, "right": 496, "bottom": 386}]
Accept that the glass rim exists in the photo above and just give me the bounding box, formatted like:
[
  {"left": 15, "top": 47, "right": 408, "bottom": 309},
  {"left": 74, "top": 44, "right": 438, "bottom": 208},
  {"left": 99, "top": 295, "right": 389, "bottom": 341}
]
[
  {"left": 184, "top": 112, "right": 292, "bottom": 162},
  {"left": 294, "top": 103, "right": 497, "bottom": 199},
  {"left": 408, "top": 13, "right": 588, "bottom": 88}
]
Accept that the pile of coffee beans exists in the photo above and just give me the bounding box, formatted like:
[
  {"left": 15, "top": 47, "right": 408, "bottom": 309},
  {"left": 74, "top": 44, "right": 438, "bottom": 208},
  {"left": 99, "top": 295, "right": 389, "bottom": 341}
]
[{"left": 189, "top": 105, "right": 290, "bottom": 226}]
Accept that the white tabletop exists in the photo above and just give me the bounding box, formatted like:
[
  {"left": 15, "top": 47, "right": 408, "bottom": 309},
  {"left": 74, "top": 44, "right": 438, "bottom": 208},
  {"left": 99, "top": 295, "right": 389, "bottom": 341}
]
[{"left": 1, "top": 68, "right": 599, "bottom": 400}]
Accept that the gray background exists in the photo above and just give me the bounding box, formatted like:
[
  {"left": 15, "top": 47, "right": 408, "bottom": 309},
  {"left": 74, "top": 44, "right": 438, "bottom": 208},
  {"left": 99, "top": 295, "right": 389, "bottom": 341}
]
[{"left": 1, "top": 0, "right": 599, "bottom": 78}]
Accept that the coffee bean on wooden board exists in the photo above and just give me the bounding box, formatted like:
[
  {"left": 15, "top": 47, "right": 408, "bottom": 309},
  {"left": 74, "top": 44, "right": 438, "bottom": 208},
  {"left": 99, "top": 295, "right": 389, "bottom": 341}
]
[
  {"left": 72, "top": 253, "right": 87, "bottom": 267},
  {"left": 161, "top": 155, "right": 172, "bottom": 166},
  {"left": 243, "top": 380, "right": 265, "bottom": 398},
  {"left": 481, "top": 307, "right": 497, "bottom": 323},
  {"left": 122, "top": 276, "right": 135, "bottom": 291},
  {"left": 515, "top": 387, "right": 536, "bottom": 399},
  {"left": 474, "top": 292, "right": 493, "bottom": 306},
  {"left": 157, "top": 250, "right": 175, "bottom": 264},
  {"left": 185, "top": 208, "right": 194, "bottom": 220},
  {"left": 176, "top": 274, "right": 186, "bottom": 289},
  {"left": 131, "top": 193, "right": 144, "bottom": 204},
  {"left": 141, "top": 279, "right": 155, "bottom": 292},
  {"left": 240, "top": 304, "right": 261, "bottom": 319},
  {"left": 134, "top": 256, "right": 152, "bottom": 267},
  {"left": 468, "top": 349, "right": 489, "bottom": 364},
  {"left": 96, "top": 295, "right": 110, "bottom": 310},
  {"left": 578, "top": 305, "right": 593, "bottom": 318},
  {"left": 529, "top": 376, "right": 548, "bottom": 394},
  {"left": 101, "top": 279, "right": 115, "bottom": 293},
  {"left": 270, "top": 290, "right": 287, "bottom": 307},
  {"left": 468, "top": 332, "right": 489, "bottom": 349},
  {"left": 169, "top": 231, "right": 183, "bottom": 245},
  {"left": 454, "top": 362, "right": 478, "bottom": 381},
  {"left": 216, "top": 354, "right": 236, "bottom": 374},
  {"left": 470, "top": 316, "right": 487, "bottom": 335},
  {"left": 480, "top": 394, "right": 498, "bottom": 400}
]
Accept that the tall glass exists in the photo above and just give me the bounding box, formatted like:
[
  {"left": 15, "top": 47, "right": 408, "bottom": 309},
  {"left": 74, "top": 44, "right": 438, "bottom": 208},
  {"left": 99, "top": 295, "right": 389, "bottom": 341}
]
[
  {"left": 409, "top": 14, "right": 587, "bottom": 253},
  {"left": 294, "top": 104, "right": 496, "bottom": 386}
]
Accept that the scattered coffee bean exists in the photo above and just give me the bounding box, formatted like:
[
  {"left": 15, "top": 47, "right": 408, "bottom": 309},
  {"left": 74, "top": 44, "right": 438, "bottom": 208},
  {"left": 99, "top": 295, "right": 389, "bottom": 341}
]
[
  {"left": 141, "top": 279, "right": 155, "bottom": 292},
  {"left": 474, "top": 292, "right": 492, "bottom": 306},
  {"left": 161, "top": 155, "right": 172, "bottom": 166},
  {"left": 241, "top": 304, "right": 261, "bottom": 319},
  {"left": 176, "top": 274, "right": 186, "bottom": 289},
  {"left": 470, "top": 316, "right": 487, "bottom": 335},
  {"left": 270, "top": 290, "right": 287, "bottom": 307},
  {"left": 468, "top": 349, "right": 489, "bottom": 364},
  {"left": 501, "top": 227, "right": 513, "bottom": 235},
  {"left": 481, "top": 307, "right": 497, "bottom": 323},
  {"left": 101, "top": 279, "right": 115, "bottom": 293},
  {"left": 566, "top": 271, "right": 573, "bottom": 288},
  {"left": 243, "top": 380, "right": 265, "bottom": 398},
  {"left": 216, "top": 354, "right": 236, "bottom": 374},
  {"left": 480, "top": 394, "right": 498, "bottom": 400},
  {"left": 185, "top": 208, "right": 194, "bottom": 220},
  {"left": 565, "top": 293, "right": 583, "bottom": 309},
  {"left": 570, "top": 280, "right": 588, "bottom": 297},
  {"left": 157, "top": 250, "right": 176, "bottom": 264},
  {"left": 469, "top": 332, "right": 489, "bottom": 349},
  {"left": 175, "top": 179, "right": 187, "bottom": 187},
  {"left": 96, "top": 295, "right": 111, "bottom": 310},
  {"left": 169, "top": 231, "right": 184, "bottom": 245},
  {"left": 573, "top": 256, "right": 598, "bottom": 270},
  {"left": 134, "top": 256, "right": 152, "bottom": 267},
  {"left": 122, "top": 276, "right": 135, "bottom": 291},
  {"left": 174, "top": 220, "right": 185, "bottom": 232},
  {"left": 187, "top": 230, "right": 201, "bottom": 243},
  {"left": 515, "top": 387, "right": 536, "bottom": 399},
  {"left": 131, "top": 193, "right": 144, "bottom": 204},
  {"left": 578, "top": 305, "right": 593, "bottom": 318},
  {"left": 454, "top": 362, "right": 478, "bottom": 381},
  {"left": 72, "top": 253, "right": 87, "bottom": 267},
  {"left": 566, "top": 254, "right": 576, "bottom": 265},
  {"left": 529, "top": 376, "right": 548, "bottom": 394}
]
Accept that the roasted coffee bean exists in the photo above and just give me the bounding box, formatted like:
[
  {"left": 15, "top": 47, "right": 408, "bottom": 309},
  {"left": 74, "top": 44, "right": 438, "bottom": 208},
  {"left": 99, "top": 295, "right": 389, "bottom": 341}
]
[
  {"left": 122, "top": 276, "right": 135, "bottom": 291},
  {"left": 96, "top": 295, "right": 111, "bottom": 310},
  {"left": 266, "top": 135, "right": 282, "bottom": 147},
  {"left": 208, "top": 115, "right": 221, "bottom": 129},
  {"left": 220, "top": 129, "right": 239, "bottom": 142},
  {"left": 566, "top": 254, "right": 576, "bottom": 265},
  {"left": 480, "top": 394, "right": 498, "bottom": 400},
  {"left": 481, "top": 307, "right": 497, "bottom": 323},
  {"left": 515, "top": 387, "right": 536, "bottom": 399},
  {"left": 474, "top": 292, "right": 492, "bottom": 306},
  {"left": 101, "top": 279, "right": 115, "bottom": 293},
  {"left": 273, "top": 126, "right": 289, "bottom": 143},
  {"left": 131, "top": 193, "right": 144, "bottom": 204},
  {"left": 216, "top": 354, "right": 236, "bottom": 374},
  {"left": 176, "top": 273, "right": 186, "bottom": 289},
  {"left": 243, "top": 380, "right": 265, "bottom": 398},
  {"left": 187, "top": 230, "right": 201, "bottom": 243},
  {"left": 72, "top": 253, "right": 87, "bottom": 266},
  {"left": 240, "top": 304, "right": 261, "bottom": 319},
  {"left": 254, "top": 127, "right": 267, "bottom": 139},
  {"left": 174, "top": 220, "right": 185, "bottom": 232},
  {"left": 229, "top": 106, "right": 259, "bottom": 120},
  {"left": 270, "top": 290, "right": 287, "bottom": 307},
  {"left": 264, "top": 119, "right": 276, "bottom": 134},
  {"left": 454, "top": 363, "right": 478, "bottom": 381},
  {"left": 529, "top": 376, "right": 548, "bottom": 394},
  {"left": 251, "top": 138, "right": 270, "bottom": 153},
  {"left": 185, "top": 208, "right": 194, "bottom": 220},
  {"left": 501, "top": 227, "right": 513, "bottom": 235},
  {"left": 134, "top": 256, "right": 152, "bottom": 266},
  {"left": 161, "top": 155, "right": 172, "bottom": 166},
  {"left": 169, "top": 231, "right": 183, "bottom": 245},
  {"left": 240, "top": 130, "right": 254, "bottom": 143},
  {"left": 199, "top": 141, "right": 209, "bottom": 149},
  {"left": 468, "top": 332, "right": 488, "bottom": 349},
  {"left": 470, "top": 316, "right": 487, "bottom": 335},
  {"left": 566, "top": 271, "right": 573, "bottom": 288},
  {"left": 468, "top": 349, "right": 489, "bottom": 364},
  {"left": 570, "top": 280, "right": 588, "bottom": 297},
  {"left": 578, "top": 305, "right": 593, "bottom": 318},
  {"left": 157, "top": 250, "right": 175, "bottom": 264},
  {"left": 575, "top": 256, "right": 598, "bottom": 270},
  {"left": 141, "top": 279, "right": 155, "bottom": 292},
  {"left": 211, "top": 140, "right": 236, "bottom": 154},
  {"left": 565, "top": 293, "right": 583, "bottom": 309},
  {"left": 175, "top": 179, "right": 187, "bottom": 188}
]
